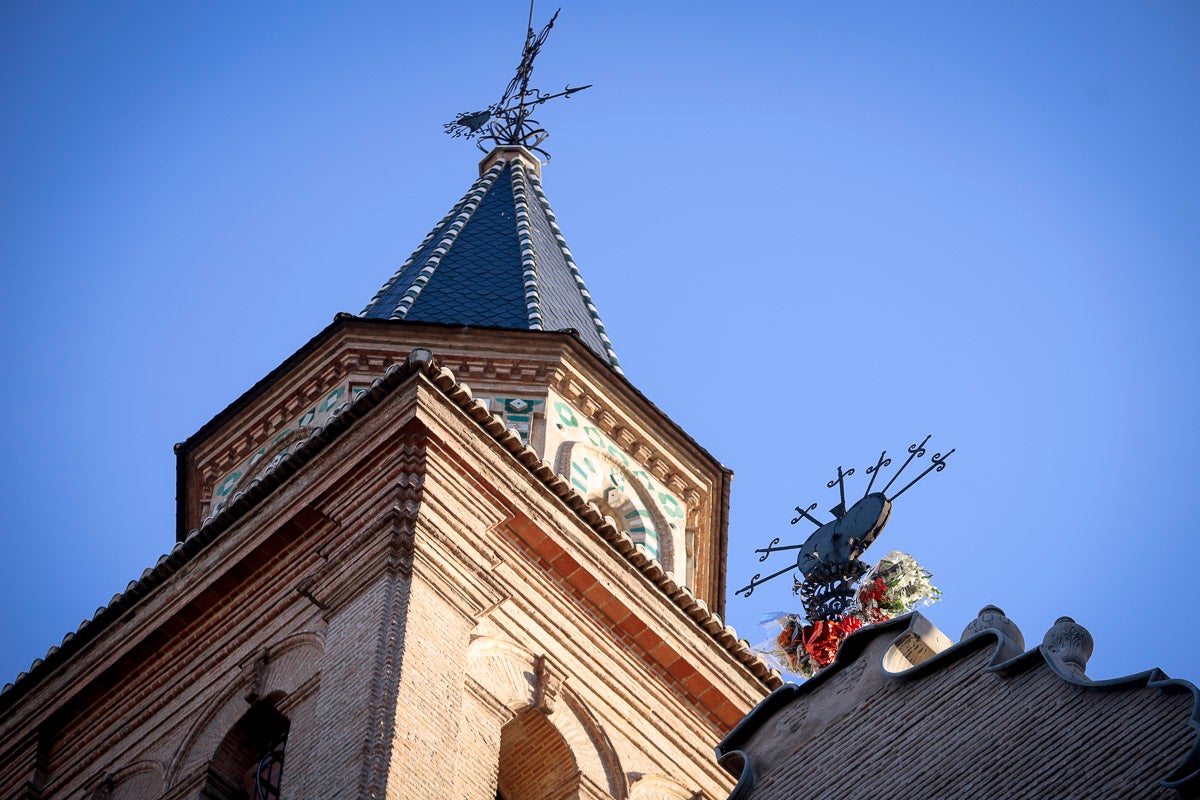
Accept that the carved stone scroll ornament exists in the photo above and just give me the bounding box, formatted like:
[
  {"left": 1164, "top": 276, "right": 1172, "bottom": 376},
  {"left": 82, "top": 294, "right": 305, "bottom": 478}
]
[{"left": 243, "top": 650, "right": 269, "bottom": 704}]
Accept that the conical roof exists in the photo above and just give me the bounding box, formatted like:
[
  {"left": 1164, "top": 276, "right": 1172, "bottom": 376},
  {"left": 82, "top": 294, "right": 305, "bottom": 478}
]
[{"left": 362, "top": 146, "right": 621, "bottom": 373}]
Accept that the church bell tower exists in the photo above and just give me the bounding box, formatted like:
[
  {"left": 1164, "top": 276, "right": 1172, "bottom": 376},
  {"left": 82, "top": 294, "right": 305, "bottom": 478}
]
[
  {"left": 168, "top": 139, "right": 778, "bottom": 797},
  {"left": 0, "top": 10, "right": 778, "bottom": 799}
]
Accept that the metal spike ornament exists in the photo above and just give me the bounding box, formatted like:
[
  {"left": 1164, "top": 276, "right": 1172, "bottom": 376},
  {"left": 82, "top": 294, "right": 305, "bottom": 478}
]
[
  {"left": 443, "top": 3, "right": 591, "bottom": 161},
  {"left": 735, "top": 436, "right": 954, "bottom": 624}
]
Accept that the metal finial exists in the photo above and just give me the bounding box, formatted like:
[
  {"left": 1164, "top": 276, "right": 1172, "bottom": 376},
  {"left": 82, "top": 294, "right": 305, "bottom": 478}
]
[
  {"left": 734, "top": 436, "right": 954, "bottom": 622},
  {"left": 443, "top": 3, "right": 591, "bottom": 161}
]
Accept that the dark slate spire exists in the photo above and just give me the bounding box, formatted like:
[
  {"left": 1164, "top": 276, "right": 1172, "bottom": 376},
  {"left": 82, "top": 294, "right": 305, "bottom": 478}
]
[{"left": 362, "top": 146, "right": 622, "bottom": 373}]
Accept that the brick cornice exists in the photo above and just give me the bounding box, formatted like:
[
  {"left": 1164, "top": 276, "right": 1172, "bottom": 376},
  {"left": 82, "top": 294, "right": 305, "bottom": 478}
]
[
  {"left": 411, "top": 365, "right": 777, "bottom": 692},
  {"left": 3, "top": 348, "right": 773, "bottom": 736},
  {"left": 297, "top": 477, "right": 422, "bottom": 617},
  {"left": 409, "top": 523, "right": 508, "bottom": 623}
]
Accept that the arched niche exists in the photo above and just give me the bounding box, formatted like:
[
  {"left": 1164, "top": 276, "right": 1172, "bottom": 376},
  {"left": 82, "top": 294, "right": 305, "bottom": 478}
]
[
  {"left": 167, "top": 631, "right": 322, "bottom": 791},
  {"left": 497, "top": 709, "right": 578, "bottom": 800},
  {"left": 553, "top": 441, "right": 681, "bottom": 576},
  {"left": 88, "top": 761, "right": 165, "bottom": 800},
  {"left": 627, "top": 773, "right": 698, "bottom": 800},
  {"left": 201, "top": 695, "right": 289, "bottom": 799},
  {"left": 465, "top": 635, "right": 627, "bottom": 798}
]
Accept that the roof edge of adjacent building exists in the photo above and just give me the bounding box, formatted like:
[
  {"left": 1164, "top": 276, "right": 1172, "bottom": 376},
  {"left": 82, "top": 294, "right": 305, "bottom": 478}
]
[{"left": 715, "top": 610, "right": 1200, "bottom": 795}]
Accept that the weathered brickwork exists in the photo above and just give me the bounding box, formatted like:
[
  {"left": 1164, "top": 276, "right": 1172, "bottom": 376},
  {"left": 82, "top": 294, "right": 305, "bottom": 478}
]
[
  {"left": 721, "top": 615, "right": 1200, "bottom": 799},
  {"left": 14, "top": 319, "right": 1192, "bottom": 800},
  {"left": 0, "top": 328, "right": 772, "bottom": 799}
]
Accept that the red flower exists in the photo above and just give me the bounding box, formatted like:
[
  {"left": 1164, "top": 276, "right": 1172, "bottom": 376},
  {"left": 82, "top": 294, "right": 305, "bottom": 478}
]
[
  {"left": 857, "top": 577, "right": 892, "bottom": 623},
  {"left": 802, "top": 620, "right": 845, "bottom": 667},
  {"left": 860, "top": 577, "right": 888, "bottom": 605}
]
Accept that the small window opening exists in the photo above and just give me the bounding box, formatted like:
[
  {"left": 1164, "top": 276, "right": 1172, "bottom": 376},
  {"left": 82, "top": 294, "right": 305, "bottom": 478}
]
[
  {"left": 203, "top": 699, "right": 290, "bottom": 800},
  {"left": 244, "top": 731, "right": 286, "bottom": 800},
  {"left": 496, "top": 709, "right": 577, "bottom": 800}
]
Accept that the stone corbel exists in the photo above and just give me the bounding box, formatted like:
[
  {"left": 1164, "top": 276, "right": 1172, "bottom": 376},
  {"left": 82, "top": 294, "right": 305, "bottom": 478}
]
[
  {"left": 533, "top": 654, "right": 566, "bottom": 715},
  {"left": 241, "top": 648, "right": 270, "bottom": 704},
  {"left": 578, "top": 394, "right": 600, "bottom": 417}
]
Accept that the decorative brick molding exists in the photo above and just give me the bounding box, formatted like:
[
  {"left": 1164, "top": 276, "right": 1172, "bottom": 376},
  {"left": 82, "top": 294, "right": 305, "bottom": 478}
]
[
  {"left": 534, "top": 654, "right": 567, "bottom": 715},
  {"left": 85, "top": 761, "right": 164, "bottom": 800},
  {"left": 1, "top": 335, "right": 764, "bottom": 800},
  {"left": 297, "top": 467, "right": 425, "bottom": 616}
]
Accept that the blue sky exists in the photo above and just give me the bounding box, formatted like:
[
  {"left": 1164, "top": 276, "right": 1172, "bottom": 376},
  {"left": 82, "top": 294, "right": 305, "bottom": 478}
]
[{"left": 1, "top": 1, "right": 1197, "bottom": 687}]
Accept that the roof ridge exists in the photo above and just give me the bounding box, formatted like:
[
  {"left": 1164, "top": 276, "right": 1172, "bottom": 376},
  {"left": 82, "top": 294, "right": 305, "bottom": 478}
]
[
  {"left": 509, "top": 158, "right": 544, "bottom": 330},
  {"left": 360, "top": 150, "right": 623, "bottom": 372},
  {"left": 525, "top": 169, "right": 622, "bottom": 373},
  {"left": 362, "top": 177, "right": 482, "bottom": 317},
  {"left": 391, "top": 159, "right": 508, "bottom": 320}
]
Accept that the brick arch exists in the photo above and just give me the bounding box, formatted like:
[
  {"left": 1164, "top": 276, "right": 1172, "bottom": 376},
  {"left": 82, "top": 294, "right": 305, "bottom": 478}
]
[
  {"left": 87, "top": 760, "right": 165, "bottom": 800},
  {"left": 202, "top": 695, "right": 289, "bottom": 799},
  {"left": 259, "top": 631, "right": 324, "bottom": 698},
  {"left": 465, "top": 636, "right": 539, "bottom": 713},
  {"left": 554, "top": 689, "right": 627, "bottom": 799},
  {"left": 627, "top": 773, "right": 697, "bottom": 800},
  {"left": 166, "top": 630, "right": 323, "bottom": 787},
  {"left": 466, "top": 636, "right": 627, "bottom": 798}
]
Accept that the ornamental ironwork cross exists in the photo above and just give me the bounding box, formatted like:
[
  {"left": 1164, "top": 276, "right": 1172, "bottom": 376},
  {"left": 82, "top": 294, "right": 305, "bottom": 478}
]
[
  {"left": 443, "top": 2, "right": 591, "bottom": 161},
  {"left": 734, "top": 436, "right": 954, "bottom": 622}
]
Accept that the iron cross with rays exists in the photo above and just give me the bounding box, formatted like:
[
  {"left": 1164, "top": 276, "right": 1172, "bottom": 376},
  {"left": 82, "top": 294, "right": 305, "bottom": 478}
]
[
  {"left": 735, "top": 436, "right": 954, "bottom": 622},
  {"left": 443, "top": 2, "right": 591, "bottom": 161}
]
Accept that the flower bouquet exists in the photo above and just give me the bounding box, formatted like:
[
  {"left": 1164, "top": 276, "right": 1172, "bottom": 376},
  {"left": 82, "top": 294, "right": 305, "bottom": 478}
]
[{"left": 762, "top": 550, "right": 940, "bottom": 678}]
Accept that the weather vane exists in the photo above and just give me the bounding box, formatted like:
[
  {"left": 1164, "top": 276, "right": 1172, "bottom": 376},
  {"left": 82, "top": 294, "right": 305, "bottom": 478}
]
[
  {"left": 735, "top": 436, "right": 954, "bottom": 623},
  {"left": 443, "top": 2, "right": 590, "bottom": 160}
]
